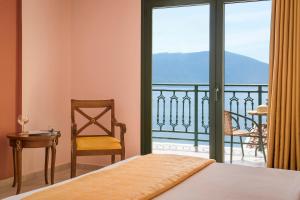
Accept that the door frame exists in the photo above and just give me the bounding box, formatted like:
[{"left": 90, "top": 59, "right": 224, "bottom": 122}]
[
  {"left": 141, "top": 0, "right": 269, "bottom": 162},
  {"left": 141, "top": 0, "right": 223, "bottom": 161}
]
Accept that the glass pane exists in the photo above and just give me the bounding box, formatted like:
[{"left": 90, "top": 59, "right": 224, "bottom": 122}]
[
  {"left": 224, "top": 1, "right": 271, "bottom": 166},
  {"left": 151, "top": 5, "right": 210, "bottom": 158}
]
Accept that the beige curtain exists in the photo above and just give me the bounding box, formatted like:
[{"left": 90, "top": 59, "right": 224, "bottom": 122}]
[{"left": 267, "top": 0, "right": 300, "bottom": 170}]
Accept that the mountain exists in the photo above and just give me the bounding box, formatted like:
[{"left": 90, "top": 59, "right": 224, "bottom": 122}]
[{"left": 152, "top": 51, "right": 269, "bottom": 84}]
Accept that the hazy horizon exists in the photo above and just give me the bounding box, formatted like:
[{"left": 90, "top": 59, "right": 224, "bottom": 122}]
[
  {"left": 153, "top": 50, "right": 269, "bottom": 65},
  {"left": 153, "top": 1, "right": 272, "bottom": 63}
]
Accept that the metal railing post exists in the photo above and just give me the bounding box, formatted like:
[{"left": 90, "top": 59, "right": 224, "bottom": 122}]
[
  {"left": 257, "top": 85, "right": 263, "bottom": 151},
  {"left": 258, "top": 85, "right": 262, "bottom": 106},
  {"left": 194, "top": 85, "right": 199, "bottom": 152}
]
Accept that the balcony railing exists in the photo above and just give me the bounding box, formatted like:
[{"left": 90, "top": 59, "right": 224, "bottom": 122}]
[{"left": 152, "top": 83, "right": 268, "bottom": 148}]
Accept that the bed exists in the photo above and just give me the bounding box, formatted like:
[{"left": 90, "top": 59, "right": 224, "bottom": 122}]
[{"left": 5, "top": 155, "right": 300, "bottom": 200}]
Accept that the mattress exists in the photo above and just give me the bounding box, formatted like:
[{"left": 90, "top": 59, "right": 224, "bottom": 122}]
[{"left": 5, "top": 156, "right": 300, "bottom": 200}]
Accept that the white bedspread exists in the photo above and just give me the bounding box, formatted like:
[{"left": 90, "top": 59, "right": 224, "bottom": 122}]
[{"left": 156, "top": 162, "right": 300, "bottom": 200}]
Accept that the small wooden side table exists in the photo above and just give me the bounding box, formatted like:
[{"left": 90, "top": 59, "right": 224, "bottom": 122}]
[{"left": 7, "top": 131, "right": 61, "bottom": 194}]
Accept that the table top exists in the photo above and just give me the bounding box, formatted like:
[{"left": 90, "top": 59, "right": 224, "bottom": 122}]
[
  {"left": 7, "top": 131, "right": 61, "bottom": 140},
  {"left": 248, "top": 110, "right": 268, "bottom": 116}
]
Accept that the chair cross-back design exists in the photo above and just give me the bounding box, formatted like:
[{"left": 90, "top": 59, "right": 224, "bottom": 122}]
[
  {"left": 71, "top": 99, "right": 126, "bottom": 178},
  {"left": 71, "top": 99, "right": 115, "bottom": 137}
]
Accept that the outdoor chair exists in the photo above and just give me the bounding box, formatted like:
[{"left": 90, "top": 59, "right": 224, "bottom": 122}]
[{"left": 224, "top": 111, "right": 266, "bottom": 163}]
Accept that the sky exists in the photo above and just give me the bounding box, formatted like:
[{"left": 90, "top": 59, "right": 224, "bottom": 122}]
[{"left": 152, "top": 1, "right": 272, "bottom": 63}]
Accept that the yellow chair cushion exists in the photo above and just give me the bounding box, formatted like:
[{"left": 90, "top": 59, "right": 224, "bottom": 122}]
[{"left": 76, "top": 136, "right": 121, "bottom": 151}]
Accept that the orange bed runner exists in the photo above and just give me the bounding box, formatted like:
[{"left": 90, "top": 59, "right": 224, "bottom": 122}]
[{"left": 24, "top": 154, "right": 215, "bottom": 200}]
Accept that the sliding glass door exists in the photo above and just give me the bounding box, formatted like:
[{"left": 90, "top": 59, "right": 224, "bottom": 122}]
[
  {"left": 142, "top": 0, "right": 222, "bottom": 161},
  {"left": 152, "top": 4, "right": 211, "bottom": 158},
  {"left": 223, "top": 1, "right": 271, "bottom": 166},
  {"left": 142, "top": 0, "right": 271, "bottom": 165}
]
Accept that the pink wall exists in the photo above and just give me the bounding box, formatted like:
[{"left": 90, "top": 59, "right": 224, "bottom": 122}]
[
  {"left": 70, "top": 0, "right": 141, "bottom": 164},
  {"left": 0, "top": 0, "right": 21, "bottom": 180},
  {"left": 22, "top": 0, "right": 71, "bottom": 175},
  {"left": 21, "top": 0, "right": 141, "bottom": 174}
]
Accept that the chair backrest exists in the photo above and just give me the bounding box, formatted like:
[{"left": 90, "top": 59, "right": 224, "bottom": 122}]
[
  {"left": 224, "top": 111, "right": 233, "bottom": 136},
  {"left": 71, "top": 99, "right": 115, "bottom": 137}
]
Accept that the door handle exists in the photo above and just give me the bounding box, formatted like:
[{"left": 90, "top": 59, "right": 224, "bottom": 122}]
[{"left": 215, "top": 87, "right": 219, "bottom": 102}]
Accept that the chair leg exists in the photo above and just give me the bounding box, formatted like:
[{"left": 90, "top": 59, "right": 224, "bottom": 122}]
[
  {"left": 239, "top": 136, "right": 244, "bottom": 158},
  {"left": 230, "top": 135, "right": 233, "bottom": 164},
  {"left": 260, "top": 141, "right": 266, "bottom": 162},
  {"left": 71, "top": 151, "right": 76, "bottom": 178},
  {"left": 111, "top": 155, "right": 115, "bottom": 164},
  {"left": 121, "top": 149, "right": 125, "bottom": 160},
  {"left": 255, "top": 147, "right": 258, "bottom": 157},
  {"left": 262, "top": 146, "right": 266, "bottom": 162}
]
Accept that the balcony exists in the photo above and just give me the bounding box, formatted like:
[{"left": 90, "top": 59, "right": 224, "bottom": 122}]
[{"left": 152, "top": 83, "right": 268, "bottom": 167}]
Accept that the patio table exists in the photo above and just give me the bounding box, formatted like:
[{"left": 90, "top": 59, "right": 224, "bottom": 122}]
[{"left": 247, "top": 110, "right": 267, "bottom": 161}]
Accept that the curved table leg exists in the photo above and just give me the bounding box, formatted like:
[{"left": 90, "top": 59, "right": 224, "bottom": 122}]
[
  {"left": 45, "top": 147, "right": 49, "bottom": 184},
  {"left": 51, "top": 142, "right": 56, "bottom": 184},
  {"left": 12, "top": 147, "right": 17, "bottom": 187},
  {"left": 16, "top": 141, "right": 22, "bottom": 194}
]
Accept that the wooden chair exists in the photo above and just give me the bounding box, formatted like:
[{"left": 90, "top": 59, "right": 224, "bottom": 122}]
[
  {"left": 224, "top": 111, "right": 266, "bottom": 163},
  {"left": 71, "top": 99, "right": 126, "bottom": 178}
]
